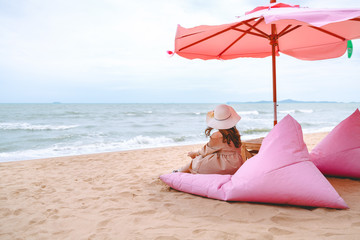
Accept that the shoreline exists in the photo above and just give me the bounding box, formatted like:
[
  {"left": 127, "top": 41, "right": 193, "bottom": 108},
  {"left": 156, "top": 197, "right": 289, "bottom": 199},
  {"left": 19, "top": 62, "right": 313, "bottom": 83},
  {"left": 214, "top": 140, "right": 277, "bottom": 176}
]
[
  {"left": 1, "top": 132, "right": 328, "bottom": 164},
  {"left": 1, "top": 131, "right": 359, "bottom": 239}
]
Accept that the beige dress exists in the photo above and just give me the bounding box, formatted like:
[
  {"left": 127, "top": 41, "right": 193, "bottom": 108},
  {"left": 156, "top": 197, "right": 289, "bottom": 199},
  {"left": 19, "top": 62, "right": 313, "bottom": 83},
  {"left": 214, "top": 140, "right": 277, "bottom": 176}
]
[{"left": 179, "top": 132, "right": 243, "bottom": 174}]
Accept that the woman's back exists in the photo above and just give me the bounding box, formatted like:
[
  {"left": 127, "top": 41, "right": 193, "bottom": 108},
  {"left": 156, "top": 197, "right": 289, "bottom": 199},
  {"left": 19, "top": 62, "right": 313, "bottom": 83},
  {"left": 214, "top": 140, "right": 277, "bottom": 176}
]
[{"left": 190, "top": 131, "right": 243, "bottom": 174}]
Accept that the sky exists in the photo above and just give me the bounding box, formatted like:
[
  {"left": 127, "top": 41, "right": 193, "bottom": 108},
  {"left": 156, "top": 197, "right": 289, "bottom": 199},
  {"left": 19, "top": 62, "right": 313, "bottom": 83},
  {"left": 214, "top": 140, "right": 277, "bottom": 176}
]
[{"left": 0, "top": 0, "right": 359, "bottom": 103}]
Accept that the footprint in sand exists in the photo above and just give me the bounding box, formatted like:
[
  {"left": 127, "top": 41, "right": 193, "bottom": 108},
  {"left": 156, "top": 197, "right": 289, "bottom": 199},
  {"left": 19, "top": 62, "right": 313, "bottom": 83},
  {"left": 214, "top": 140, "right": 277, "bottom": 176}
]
[
  {"left": 116, "top": 191, "right": 135, "bottom": 199},
  {"left": 32, "top": 182, "right": 42, "bottom": 186},
  {"left": 270, "top": 215, "right": 289, "bottom": 224},
  {"left": 29, "top": 217, "right": 46, "bottom": 225},
  {"left": 13, "top": 208, "right": 23, "bottom": 216},
  {"left": 45, "top": 208, "right": 59, "bottom": 218},
  {"left": 268, "top": 227, "right": 293, "bottom": 235},
  {"left": 154, "top": 236, "right": 179, "bottom": 240},
  {"left": 352, "top": 221, "right": 360, "bottom": 227},
  {"left": 97, "top": 219, "right": 111, "bottom": 228},
  {"left": 88, "top": 233, "right": 110, "bottom": 240},
  {"left": 130, "top": 209, "right": 156, "bottom": 215},
  {"left": 1, "top": 208, "right": 12, "bottom": 217},
  {"left": 100, "top": 207, "right": 125, "bottom": 214},
  {"left": 271, "top": 214, "right": 319, "bottom": 226},
  {"left": 11, "top": 188, "right": 28, "bottom": 196},
  {"left": 91, "top": 186, "right": 112, "bottom": 191}
]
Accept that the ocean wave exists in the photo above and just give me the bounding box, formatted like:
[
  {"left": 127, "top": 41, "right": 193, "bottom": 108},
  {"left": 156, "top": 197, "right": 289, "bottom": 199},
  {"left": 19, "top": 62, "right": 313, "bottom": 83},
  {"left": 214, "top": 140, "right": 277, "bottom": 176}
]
[
  {"left": 171, "top": 112, "right": 205, "bottom": 116},
  {"left": 300, "top": 120, "right": 337, "bottom": 131},
  {"left": 302, "top": 126, "right": 334, "bottom": 134},
  {"left": 242, "top": 128, "right": 271, "bottom": 134},
  {"left": 0, "top": 122, "right": 78, "bottom": 131},
  {"left": 237, "top": 110, "right": 259, "bottom": 115},
  {"left": 124, "top": 111, "right": 154, "bottom": 117},
  {"left": 131, "top": 123, "right": 168, "bottom": 128},
  {"left": 64, "top": 111, "right": 85, "bottom": 115},
  {"left": 173, "top": 136, "right": 187, "bottom": 142},
  {"left": 279, "top": 109, "right": 314, "bottom": 114},
  {"left": 298, "top": 109, "right": 314, "bottom": 113},
  {"left": 258, "top": 110, "right": 271, "bottom": 114},
  {"left": 0, "top": 135, "right": 189, "bottom": 162},
  {"left": 124, "top": 135, "right": 175, "bottom": 146},
  {"left": 279, "top": 110, "right": 296, "bottom": 114}
]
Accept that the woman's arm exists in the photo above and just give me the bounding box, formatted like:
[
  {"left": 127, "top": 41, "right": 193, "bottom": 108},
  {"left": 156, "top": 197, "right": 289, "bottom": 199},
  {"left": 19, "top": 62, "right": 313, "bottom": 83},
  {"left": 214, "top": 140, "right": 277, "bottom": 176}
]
[
  {"left": 187, "top": 151, "right": 200, "bottom": 159},
  {"left": 198, "top": 133, "right": 222, "bottom": 157}
]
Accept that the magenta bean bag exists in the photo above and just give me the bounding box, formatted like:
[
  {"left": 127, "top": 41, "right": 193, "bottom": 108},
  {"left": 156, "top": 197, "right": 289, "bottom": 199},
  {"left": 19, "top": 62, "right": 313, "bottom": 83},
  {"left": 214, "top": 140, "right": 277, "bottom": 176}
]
[
  {"left": 311, "top": 109, "right": 360, "bottom": 178},
  {"left": 160, "top": 115, "right": 348, "bottom": 209}
]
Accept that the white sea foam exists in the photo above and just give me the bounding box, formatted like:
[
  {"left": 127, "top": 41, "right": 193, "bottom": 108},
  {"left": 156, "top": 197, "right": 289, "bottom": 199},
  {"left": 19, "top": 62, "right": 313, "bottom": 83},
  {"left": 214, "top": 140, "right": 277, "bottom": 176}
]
[
  {"left": 279, "top": 110, "right": 296, "bottom": 114},
  {"left": 302, "top": 126, "right": 335, "bottom": 134},
  {"left": 1, "top": 103, "right": 357, "bottom": 163},
  {"left": 123, "top": 135, "right": 174, "bottom": 146},
  {"left": 0, "top": 135, "right": 180, "bottom": 162},
  {"left": 238, "top": 110, "right": 259, "bottom": 115},
  {"left": 298, "top": 109, "right": 314, "bottom": 113},
  {"left": 279, "top": 109, "right": 314, "bottom": 114},
  {"left": 0, "top": 122, "right": 78, "bottom": 130}
]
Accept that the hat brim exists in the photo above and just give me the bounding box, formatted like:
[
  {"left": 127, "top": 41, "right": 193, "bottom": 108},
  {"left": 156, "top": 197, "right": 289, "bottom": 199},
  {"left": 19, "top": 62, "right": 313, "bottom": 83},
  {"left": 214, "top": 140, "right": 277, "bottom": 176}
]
[{"left": 206, "top": 107, "right": 241, "bottom": 130}]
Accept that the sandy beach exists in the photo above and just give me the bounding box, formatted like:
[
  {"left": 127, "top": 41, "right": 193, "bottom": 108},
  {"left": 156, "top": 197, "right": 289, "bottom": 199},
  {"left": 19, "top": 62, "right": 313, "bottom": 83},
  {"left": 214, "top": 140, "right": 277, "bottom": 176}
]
[{"left": 1, "top": 132, "right": 360, "bottom": 240}]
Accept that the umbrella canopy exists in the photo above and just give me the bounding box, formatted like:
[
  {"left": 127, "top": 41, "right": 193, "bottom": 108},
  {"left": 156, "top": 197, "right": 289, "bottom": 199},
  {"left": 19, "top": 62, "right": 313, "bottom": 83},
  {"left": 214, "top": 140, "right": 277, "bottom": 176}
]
[{"left": 173, "top": 1, "right": 360, "bottom": 125}]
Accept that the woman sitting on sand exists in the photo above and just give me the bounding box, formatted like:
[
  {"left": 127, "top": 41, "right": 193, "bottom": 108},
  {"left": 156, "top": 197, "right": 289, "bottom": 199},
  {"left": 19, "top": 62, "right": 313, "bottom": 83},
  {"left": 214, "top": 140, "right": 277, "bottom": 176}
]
[{"left": 175, "top": 104, "right": 243, "bottom": 175}]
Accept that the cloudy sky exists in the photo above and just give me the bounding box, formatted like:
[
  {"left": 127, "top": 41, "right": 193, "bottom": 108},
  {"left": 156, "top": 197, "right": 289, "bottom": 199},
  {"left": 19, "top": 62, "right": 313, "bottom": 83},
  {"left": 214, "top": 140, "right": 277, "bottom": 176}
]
[{"left": 0, "top": 0, "right": 359, "bottom": 103}]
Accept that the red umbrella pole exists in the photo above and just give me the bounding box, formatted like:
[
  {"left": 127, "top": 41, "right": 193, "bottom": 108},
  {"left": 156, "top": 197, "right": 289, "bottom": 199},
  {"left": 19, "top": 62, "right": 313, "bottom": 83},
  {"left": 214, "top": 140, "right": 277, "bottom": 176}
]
[
  {"left": 271, "top": 24, "right": 278, "bottom": 126},
  {"left": 271, "top": 0, "right": 277, "bottom": 126}
]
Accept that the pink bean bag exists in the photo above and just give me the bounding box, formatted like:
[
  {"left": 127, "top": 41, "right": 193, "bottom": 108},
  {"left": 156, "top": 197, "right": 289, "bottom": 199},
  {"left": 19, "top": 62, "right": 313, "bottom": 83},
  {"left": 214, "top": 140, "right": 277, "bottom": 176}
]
[
  {"left": 160, "top": 115, "right": 348, "bottom": 209},
  {"left": 310, "top": 109, "right": 360, "bottom": 178}
]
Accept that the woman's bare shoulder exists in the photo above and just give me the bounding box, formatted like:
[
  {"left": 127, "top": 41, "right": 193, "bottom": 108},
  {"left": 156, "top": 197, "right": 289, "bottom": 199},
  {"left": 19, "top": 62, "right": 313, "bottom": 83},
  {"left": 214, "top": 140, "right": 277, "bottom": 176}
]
[{"left": 210, "top": 131, "right": 222, "bottom": 138}]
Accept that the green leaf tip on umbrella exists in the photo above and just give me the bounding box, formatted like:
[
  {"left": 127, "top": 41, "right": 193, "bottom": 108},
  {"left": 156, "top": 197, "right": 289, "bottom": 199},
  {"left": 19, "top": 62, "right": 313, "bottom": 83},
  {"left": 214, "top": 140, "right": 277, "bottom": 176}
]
[{"left": 347, "top": 40, "right": 353, "bottom": 59}]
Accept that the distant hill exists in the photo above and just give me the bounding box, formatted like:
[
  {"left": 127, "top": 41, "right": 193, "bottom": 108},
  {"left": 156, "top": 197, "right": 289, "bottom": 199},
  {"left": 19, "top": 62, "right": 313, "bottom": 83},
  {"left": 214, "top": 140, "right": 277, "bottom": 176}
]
[{"left": 228, "top": 99, "right": 339, "bottom": 104}]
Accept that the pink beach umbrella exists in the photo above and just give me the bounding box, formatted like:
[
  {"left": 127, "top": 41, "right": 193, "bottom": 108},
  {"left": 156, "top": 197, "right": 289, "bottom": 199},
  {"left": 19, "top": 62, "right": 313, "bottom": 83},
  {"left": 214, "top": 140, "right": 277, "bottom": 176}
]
[{"left": 171, "top": 0, "right": 360, "bottom": 125}]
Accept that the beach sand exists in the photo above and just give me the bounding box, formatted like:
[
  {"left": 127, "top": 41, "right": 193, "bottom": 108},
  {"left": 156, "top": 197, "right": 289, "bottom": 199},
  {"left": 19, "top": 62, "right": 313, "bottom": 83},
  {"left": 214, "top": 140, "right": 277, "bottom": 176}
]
[{"left": 1, "top": 132, "right": 360, "bottom": 240}]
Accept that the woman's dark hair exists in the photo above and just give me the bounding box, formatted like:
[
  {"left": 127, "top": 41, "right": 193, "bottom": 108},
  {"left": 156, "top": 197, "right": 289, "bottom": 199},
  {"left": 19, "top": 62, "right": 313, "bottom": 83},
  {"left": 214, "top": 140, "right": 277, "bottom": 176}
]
[{"left": 205, "top": 126, "right": 241, "bottom": 148}]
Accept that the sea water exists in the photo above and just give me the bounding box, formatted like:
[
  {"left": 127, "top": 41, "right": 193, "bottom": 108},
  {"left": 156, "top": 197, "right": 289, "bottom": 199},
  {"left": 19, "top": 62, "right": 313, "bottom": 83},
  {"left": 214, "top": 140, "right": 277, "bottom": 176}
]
[{"left": 0, "top": 102, "right": 358, "bottom": 162}]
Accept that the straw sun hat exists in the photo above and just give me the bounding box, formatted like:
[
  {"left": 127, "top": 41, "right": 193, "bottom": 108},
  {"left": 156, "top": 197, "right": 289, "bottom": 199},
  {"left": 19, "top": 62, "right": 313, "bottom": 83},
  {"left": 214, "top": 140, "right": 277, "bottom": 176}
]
[{"left": 206, "top": 104, "right": 241, "bottom": 130}]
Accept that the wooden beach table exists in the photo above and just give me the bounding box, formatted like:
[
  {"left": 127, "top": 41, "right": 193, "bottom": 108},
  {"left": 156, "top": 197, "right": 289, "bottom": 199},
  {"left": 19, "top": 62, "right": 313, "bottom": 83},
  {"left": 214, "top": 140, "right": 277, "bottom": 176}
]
[{"left": 241, "top": 137, "right": 264, "bottom": 162}]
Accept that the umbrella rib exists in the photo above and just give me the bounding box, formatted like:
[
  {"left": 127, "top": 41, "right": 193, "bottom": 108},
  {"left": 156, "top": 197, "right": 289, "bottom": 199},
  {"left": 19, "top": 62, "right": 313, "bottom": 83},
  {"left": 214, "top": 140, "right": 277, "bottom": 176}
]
[
  {"left": 178, "top": 20, "right": 255, "bottom": 52},
  {"left": 242, "top": 20, "right": 269, "bottom": 38},
  {"left": 309, "top": 26, "right": 346, "bottom": 41},
  {"left": 218, "top": 19, "right": 265, "bottom": 57},
  {"left": 217, "top": 34, "right": 247, "bottom": 58},
  {"left": 278, "top": 25, "right": 302, "bottom": 38},
  {"left": 277, "top": 25, "right": 292, "bottom": 36},
  {"left": 231, "top": 29, "right": 268, "bottom": 38},
  {"left": 177, "top": 31, "right": 207, "bottom": 39}
]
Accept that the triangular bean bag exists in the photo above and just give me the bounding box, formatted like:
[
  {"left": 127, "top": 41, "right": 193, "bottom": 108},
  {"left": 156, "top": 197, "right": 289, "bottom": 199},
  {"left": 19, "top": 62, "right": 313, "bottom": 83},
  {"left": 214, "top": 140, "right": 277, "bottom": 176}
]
[
  {"left": 160, "top": 115, "right": 348, "bottom": 209},
  {"left": 310, "top": 109, "right": 360, "bottom": 178}
]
